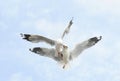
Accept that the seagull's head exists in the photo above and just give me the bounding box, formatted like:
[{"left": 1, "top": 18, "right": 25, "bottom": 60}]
[
  {"left": 63, "top": 45, "right": 68, "bottom": 49},
  {"left": 57, "top": 39, "right": 63, "bottom": 43}
]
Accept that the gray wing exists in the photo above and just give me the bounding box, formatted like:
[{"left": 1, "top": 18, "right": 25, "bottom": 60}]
[
  {"left": 69, "top": 36, "right": 102, "bottom": 60},
  {"left": 29, "top": 47, "right": 61, "bottom": 61},
  {"left": 20, "top": 33, "right": 56, "bottom": 46},
  {"left": 61, "top": 18, "right": 73, "bottom": 39}
]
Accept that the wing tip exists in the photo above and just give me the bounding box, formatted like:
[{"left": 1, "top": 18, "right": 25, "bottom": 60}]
[
  {"left": 89, "top": 36, "right": 102, "bottom": 44},
  {"left": 20, "top": 33, "right": 31, "bottom": 41},
  {"left": 99, "top": 36, "right": 102, "bottom": 40}
]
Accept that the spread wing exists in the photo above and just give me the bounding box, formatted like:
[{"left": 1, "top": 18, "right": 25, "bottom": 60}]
[
  {"left": 20, "top": 33, "right": 56, "bottom": 46},
  {"left": 69, "top": 36, "right": 102, "bottom": 60},
  {"left": 61, "top": 18, "right": 73, "bottom": 39},
  {"left": 29, "top": 47, "right": 61, "bottom": 61}
]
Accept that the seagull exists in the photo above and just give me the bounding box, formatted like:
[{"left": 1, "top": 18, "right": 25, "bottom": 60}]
[
  {"left": 20, "top": 19, "right": 102, "bottom": 69},
  {"left": 21, "top": 33, "right": 102, "bottom": 69}
]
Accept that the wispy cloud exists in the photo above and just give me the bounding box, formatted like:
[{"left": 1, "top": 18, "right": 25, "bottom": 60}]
[
  {"left": 73, "top": 0, "right": 120, "bottom": 15},
  {"left": 0, "top": 0, "right": 21, "bottom": 18},
  {"left": 9, "top": 73, "right": 33, "bottom": 81},
  {"left": 0, "top": 21, "right": 8, "bottom": 31}
]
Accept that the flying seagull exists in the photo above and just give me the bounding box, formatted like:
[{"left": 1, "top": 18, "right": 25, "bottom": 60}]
[
  {"left": 20, "top": 19, "right": 102, "bottom": 69},
  {"left": 21, "top": 33, "right": 102, "bottom": 68}
]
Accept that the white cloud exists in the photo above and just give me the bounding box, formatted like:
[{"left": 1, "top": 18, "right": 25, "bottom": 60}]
[
  {"left": 73, "top": 0, "right": 120, "bottom": 15},
  {"left": 0, "top": 21, "right": 8, "bottom": 31},
  {"left": 9, "top": 73, "right": 33, "bottom": 81},
  {"left": 114, "top": 41, "right": 120, "bottom": 52},
  {"left": 0, "top": 0, "right": 21, "bottom": 18},
  {"left": 20, "top": 20, "right": 34, "bottom": 29},
  {"left": 113, "top": 75, "right": 120, "bottom": 81}
]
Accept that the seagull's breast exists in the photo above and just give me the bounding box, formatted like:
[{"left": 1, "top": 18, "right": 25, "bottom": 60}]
[
  {"left": 55, "top": 39, "right": 64, "bottom": 52},
  {"left": 62, "top": 48, "right": 70, "bottom": 64}
]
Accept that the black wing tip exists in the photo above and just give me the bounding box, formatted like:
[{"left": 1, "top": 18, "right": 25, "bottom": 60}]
[
  {"left": 70, "top": 17, "right": 73, "bottom": 24},
  {"left": 20, "top": 33, "right": 31, "bottom": 41},
  {"left": 29, "top": 48, "right": 32, "bottom": 51},
  {"left": 20, "top": 33, "right": 24, "bottom": 37},
  {"left": 29, "top": 47, "right": 44, "bottom": 54},
  {"left": 89, "top": 36, "right": 102, "bottom": 43},
  {"left": 99, "top": 36, "right": 102, "bottom": 40}
]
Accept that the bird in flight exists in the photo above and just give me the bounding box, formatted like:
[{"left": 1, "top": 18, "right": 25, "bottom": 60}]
[{"left": 21, "top": 19, "right": 102, "bottom": 69}]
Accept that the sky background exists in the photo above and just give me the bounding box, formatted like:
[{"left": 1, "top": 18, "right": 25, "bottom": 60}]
[{"left": 0, "top": 0, "right": 120, "bottom": 81}]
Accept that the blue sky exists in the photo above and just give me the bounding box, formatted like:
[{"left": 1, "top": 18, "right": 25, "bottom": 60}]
[{"left": 0, "top": 0, "right": 120, "bottom": 81}]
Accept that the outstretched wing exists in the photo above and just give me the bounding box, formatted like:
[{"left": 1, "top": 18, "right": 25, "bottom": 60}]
[
  {"left": 61, "top": 18, "right": 73, "bottom": 39},
  {"left": 29, "top": 47, "right": 61, "bottom": 61},
  {"left": 20, "top": 33, "right": 56, "bottom": 46},
  {"left": 70, "top": 36, "right": 102, "bottom": 60}
]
